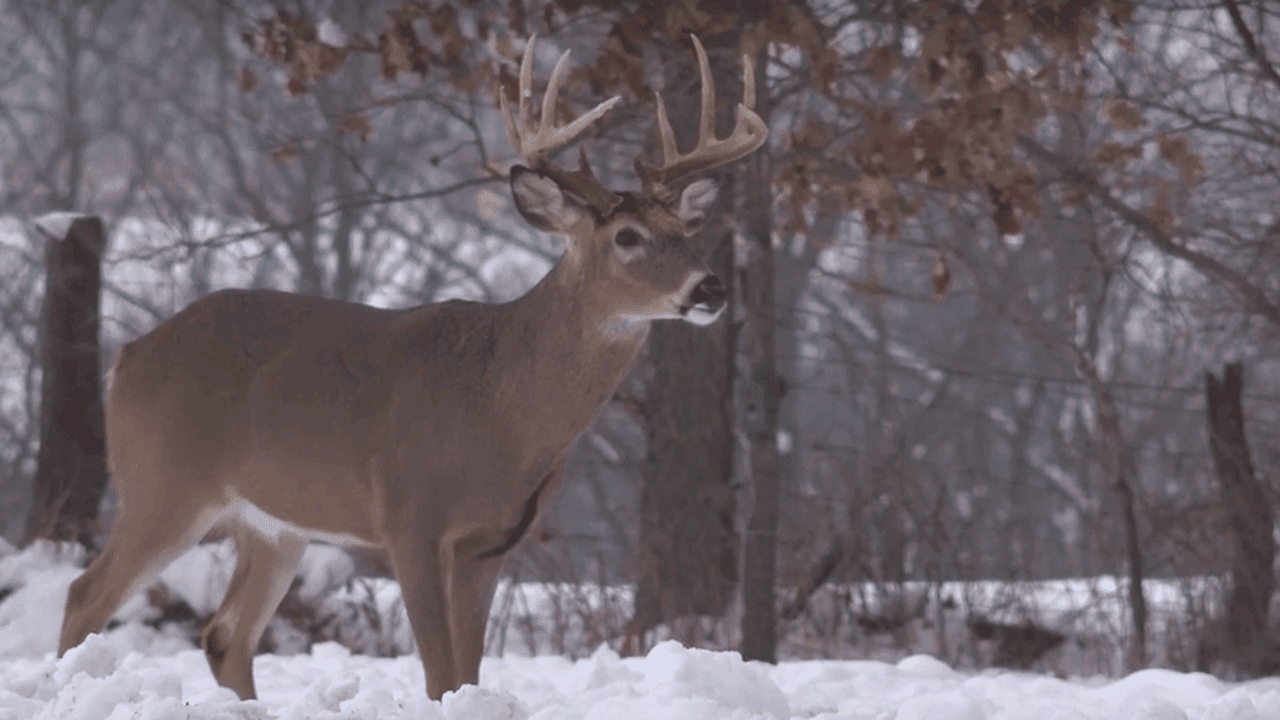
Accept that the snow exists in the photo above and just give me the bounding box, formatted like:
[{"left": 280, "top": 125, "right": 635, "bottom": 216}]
[
  {"left": 316, "top": 18, "right": 347, "bottom": 48},
  {"left": 4, "top": 543, "right": 1280, "bottom": 719},
  {"left": 34, "top": 212, "right": 91, "bottom": 239}
]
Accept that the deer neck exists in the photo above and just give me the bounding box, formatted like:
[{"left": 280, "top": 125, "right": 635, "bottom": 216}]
[
  {"left": 497, "top": 257, "right": 648, "bottom": 433},
  {"left": 508, "top": 257, "right": 648, "bottom": 359}
]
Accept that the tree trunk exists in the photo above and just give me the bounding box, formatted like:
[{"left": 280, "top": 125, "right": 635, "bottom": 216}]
[
  {"left": 629, "top": 34, "right": 742, "bottom": 650},
  {"left": 1205, "top": 362, "right": 1274, "bottom": 676},
  {"left": 23, "top": 215, "right": 109, "bottom": 547},
  {"left": 631, "top": 230, "right": 738, "bottom": 646},
  {"left": 738, "top": 46, "right": 780, "bottom": 662}
]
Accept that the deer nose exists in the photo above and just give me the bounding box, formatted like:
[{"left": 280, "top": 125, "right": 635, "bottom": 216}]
[{"left": 690, "top": 274, "right": 727, "bottom": 308}]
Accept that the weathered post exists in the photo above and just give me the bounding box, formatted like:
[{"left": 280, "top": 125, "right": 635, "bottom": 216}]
[
  {"left": 23, "top": 214, "right": 109, "bottom": 547},
  {"left": 1205, "top": 362, "right": 1274, "bottom": 675}
]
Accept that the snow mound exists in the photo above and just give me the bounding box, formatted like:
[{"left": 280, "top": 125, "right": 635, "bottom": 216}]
[
  {"left": 896, "top": 653, "right": 961, "bottom": 678},
  {"left": 0, "top": 541, "right": 88, "bottom": 659},
  {"left": 638, "top": 640, "right": 790, "bottom": 720},
  {"left": 442, "top": 685, "right": 528, "bottom": 720}
]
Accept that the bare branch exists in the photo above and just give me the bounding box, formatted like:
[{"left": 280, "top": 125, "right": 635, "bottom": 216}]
[
  {"left": 1018, "top": 135, "right": 1280, "bottom": 329},
  {"left": 1223, "top": 0, "right": 1280, "bottom": 92}
]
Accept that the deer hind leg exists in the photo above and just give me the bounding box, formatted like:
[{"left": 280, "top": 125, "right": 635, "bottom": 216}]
[
  {"left": 386, "top": 527, "right": 455, "bottom": 700},
  {"left": 201, "top": 525, "right": 305, "bottom": 700},
  {"left": 60, "top": 497, "right": 218, "bottom": 656}
]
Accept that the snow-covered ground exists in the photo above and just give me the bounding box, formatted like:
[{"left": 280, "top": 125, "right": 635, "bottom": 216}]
[{"left": 4, "top": 541, "right": 1280, "bottom": 720}]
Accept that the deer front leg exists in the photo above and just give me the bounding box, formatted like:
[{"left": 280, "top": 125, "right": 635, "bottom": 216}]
[
  {"left": 386, "top": 525, "right": 457, "bottom": 700},
  {"left": 448, "top": 466, "right": 561, "bottom": 686},
  {"left": 447, "top": 548, "right": 506, "bottom": 688}
]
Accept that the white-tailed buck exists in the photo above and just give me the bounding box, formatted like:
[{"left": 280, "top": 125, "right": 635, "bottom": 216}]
[{"left": 59, "top": 34, "right": 767, "bottom": 701}]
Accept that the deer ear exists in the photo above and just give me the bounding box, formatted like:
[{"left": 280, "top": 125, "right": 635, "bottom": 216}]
[
  {"left": 676, "top": 179, "right": 719, "bottom": 225},
  {"left": 511, "top": 166, "right": 586, "bottom": 234}
]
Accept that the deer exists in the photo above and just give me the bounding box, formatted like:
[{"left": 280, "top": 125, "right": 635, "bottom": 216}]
[{"left": 57, "top": 34, "right": 767, "bottom": 701}]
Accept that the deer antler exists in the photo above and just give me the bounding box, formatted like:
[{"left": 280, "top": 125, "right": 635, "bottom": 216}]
[
  {"left": 635, "top": 35, "right": 769, "bottom": 203},
  {"left": 501, "top": 35, "right": 623, "bottom": 215}
]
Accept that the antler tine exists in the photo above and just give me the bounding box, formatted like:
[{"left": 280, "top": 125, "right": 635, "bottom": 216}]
[
  {"left": 694, "top": 35, "right": 716, "bottom": 161},
  {"left": 652, "top": 92, "right": 679, "bottom": 164},
  {"left": 501, "top": 35, "right": 623, "bottom": 215},
  {"left": 638, "top": 34, "right": 770, "bottom": 199},
  {"left": 517, "top": 33, "right": 538, "bottom": 144},
  {"left": 502, "top": 34, "right": 621, "bottom": 165},
  {"left": 500, "top": 33, "right": 536, "bottom": 155},
  {"left": 540, "top": 49, "right": 572, "bottom": 149}
]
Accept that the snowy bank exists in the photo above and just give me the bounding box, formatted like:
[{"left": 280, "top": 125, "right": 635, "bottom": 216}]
[
  {"left": 5, "top": 542, "right": 1280, "bottom": 718},
  {"left": 6, "top": 630, "right": 1280, "bottom": 720}
]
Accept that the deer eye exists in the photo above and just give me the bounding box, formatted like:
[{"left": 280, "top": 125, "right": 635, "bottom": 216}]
[{"left": 614, "top": 229, "right": 641, "bottom": 248}]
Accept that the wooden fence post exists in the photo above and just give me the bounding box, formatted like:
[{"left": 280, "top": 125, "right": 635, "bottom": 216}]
[
  {"left": 22, "top": 214, "right": 109, "bottom": 547},
  {"left": 1205, "top": 362, "right": 1274, "bottom": 676}
]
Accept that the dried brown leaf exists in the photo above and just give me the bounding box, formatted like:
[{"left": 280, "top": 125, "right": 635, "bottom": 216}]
[
  {"left": 993, "top": 201, "right": 1019, "bottom": 235},
  {"left": 865, "top": 46, "right": 899, "bottom": 83},
  {"left": 272, "top": 142, "right": 300, "bottom": 162},
  {"left": 454, "top": 59, "right": 494, "bottom": 95},
  {"left": 427, "top": 4, "right": 464, "bottom": 67},
  {"left": 1005, "top": 11, "right": 1032, "bottom": 48},
  {"left": 299, "top": 42, "right": 324, "bottom": 79},
  {"left": 864, "top": 207, "right": 880, "bottom": 235},
  {"left": 507, "top": 3, "right": 526, "bottom": 34},
  {"left": 1157, "top": 134, "right": 1205, "bottom": 184},
  {"left": 379, "top": 19, "right": 428, "bottom": 80},
  {"left": 337, "top": 114, "right": 372, "bottom": 141},
  {"left": 1089, "top": 141, "right": 1142, "bottom": 167},
  {"left": 495, "top": 32, "right": 515, "bottom": 61},
  {"left": 1148, "top": 203, "right": 1176, "bottom": 234},
  {"left": 317, "top": 44, "right": 349, "bottom": 75},
  {"left": 853, "top": 277, "right": 886, "bottom": 296},
  {"left": 988, "top": 183, "right": 1020, "bottom": 235},
  {"left": 1107, "top": 0, "right": 1135, "bottom": 26},
  {"left": 1062, "top": 184, "right": 1088, "bottom": 208},
  {"left": 1105, "top": 100, "right": 1145, "bottom": 131},
  {"left": 763, "top": 3, "right": 838, "bottom": 95},
  {"left": 932, "top": 252, "right": 951, "bottom": 299},
  {"left": 858, "top": 177, "right": 895, "bottom": 203},
  {"left": 791, "top": 118, "right": 833, "bottom": 151}
]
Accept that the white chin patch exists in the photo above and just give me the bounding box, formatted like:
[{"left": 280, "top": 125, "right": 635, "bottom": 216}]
[{"left": 682, "top": 304, "right": 724, "bottom": 326}]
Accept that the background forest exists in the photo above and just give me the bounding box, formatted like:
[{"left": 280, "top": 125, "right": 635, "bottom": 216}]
[{"left": 2, "top": 0, "right": 1279, "bottom": 680}]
